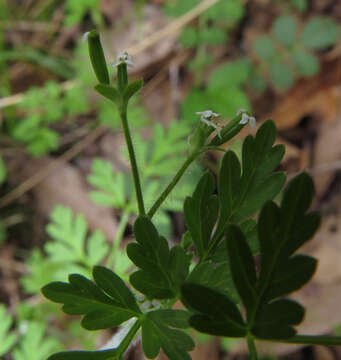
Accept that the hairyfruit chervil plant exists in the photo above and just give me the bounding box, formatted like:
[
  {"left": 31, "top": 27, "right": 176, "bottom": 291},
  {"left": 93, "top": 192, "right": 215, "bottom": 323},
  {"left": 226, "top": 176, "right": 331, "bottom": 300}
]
[{"left": 41, "top": 30, "right": 341, "bottom": 360}]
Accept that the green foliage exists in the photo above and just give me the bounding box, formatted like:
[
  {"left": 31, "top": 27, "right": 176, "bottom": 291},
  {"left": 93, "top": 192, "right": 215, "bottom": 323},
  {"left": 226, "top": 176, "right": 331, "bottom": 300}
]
[
  {"left": 182, "top": 59, "right": 252, "bottom": 123},
  {"left": 88, "top": 121, "right": 200, "bottom": 236},
  {"left": 185, "top": 120, "right": 285, "bottom": 261},
  {"left": 301, "top": 16, "right": 340, "bottom": 50},
  {"left": 10, "top": 80, "right": 89, "bottom": 156},
  {"left": 42, "top": 266, "right": 141, "bottom": 330},
  {"left": 0, "top": 304, "right": 16, "bottom": 356},
  {"left": 42, "top": 29, "right": 341, "bottom": 360},
  {"left": 43, "top": 266, "right": 194, "bottom": 360},
  {"left": 127, "top": 216, "right": 189, "bottom": 299},
  {"left": 181, "top": 172, "right": 320, "bottom": 342},
  {"left": 22, "top": 206, "right": 109, "bottom": 293},
  {"left": 252, "top": 15, "right": 339, "bottom": 91},
  {"left": 64, "top": 0, "right": 102, "bottom": 27},
  {"left": 12, "top": 322, "right": 61, "bottom": 360}
]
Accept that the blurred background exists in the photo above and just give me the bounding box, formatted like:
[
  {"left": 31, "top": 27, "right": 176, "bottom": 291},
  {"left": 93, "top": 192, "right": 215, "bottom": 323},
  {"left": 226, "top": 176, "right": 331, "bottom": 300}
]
[{"left": 0, "top": 0, "right": 341, "bottom": 359}]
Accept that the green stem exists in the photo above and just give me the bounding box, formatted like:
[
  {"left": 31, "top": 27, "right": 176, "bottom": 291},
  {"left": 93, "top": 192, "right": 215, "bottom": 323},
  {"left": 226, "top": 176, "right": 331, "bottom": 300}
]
[
  {"left": 247, "top": 333, "right": 258, "bottom": 360},
  {"left": 268, "top": 334, "right": 341, "bottom": 346},
  {"left": 107, "top": 208, "right": 131, "bottom": 269},
  {"left": 147, "top": 151, "right": 199, "bottom": 219},
  {"left": 116, "top": 318, "right": 142, "bottom": 358},
  {"left": 119, "top": 106, "right": 145, "bottom": 216}
]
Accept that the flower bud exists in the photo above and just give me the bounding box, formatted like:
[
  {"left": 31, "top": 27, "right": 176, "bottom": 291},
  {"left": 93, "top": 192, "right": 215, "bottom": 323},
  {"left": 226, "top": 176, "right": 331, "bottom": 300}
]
[{"left": 87, "top": 30, "right": 110, "bottom": 84}]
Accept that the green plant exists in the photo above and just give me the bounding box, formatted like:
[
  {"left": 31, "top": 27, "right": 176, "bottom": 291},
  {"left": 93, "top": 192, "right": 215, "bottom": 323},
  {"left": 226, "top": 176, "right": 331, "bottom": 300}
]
[
  {"left": 12, "top": 322, "right": 61, "bottom": 360},
  {"left": 164, "top": 0, "right": 244, "bottom": 84},
  {"left": 41, "top": 30, "right": 341, "bottom": 360},
  {"left": 251, "top": 15, "right": 340, "bottom": 92},
  {"left": 0, "top": 304, "right": 16, "bottom": 357},
  {"left": 182, "top": 58, "right": 252, "bottom": 124}
]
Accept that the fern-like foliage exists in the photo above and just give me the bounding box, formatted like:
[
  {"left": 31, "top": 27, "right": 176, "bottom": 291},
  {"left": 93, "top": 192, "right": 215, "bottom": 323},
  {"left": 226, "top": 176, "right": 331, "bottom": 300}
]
[{"left": 22, "top": 206, "right": 109, "bottom": 293}]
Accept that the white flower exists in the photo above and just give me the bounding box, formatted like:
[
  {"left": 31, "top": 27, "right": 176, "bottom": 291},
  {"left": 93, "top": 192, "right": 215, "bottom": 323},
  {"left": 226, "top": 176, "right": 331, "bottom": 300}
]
[
  {"left": 236, "top": 108, "right": 248, "bottom": 116},
  {"left": 196, "top": 110, "right": 222, "bottom": 138},
  {"left": 237, "top": 109, "right": 256, "bottom": 128},
  {"left": 112, "top": 52, "right": 134, "bottom": 68}
]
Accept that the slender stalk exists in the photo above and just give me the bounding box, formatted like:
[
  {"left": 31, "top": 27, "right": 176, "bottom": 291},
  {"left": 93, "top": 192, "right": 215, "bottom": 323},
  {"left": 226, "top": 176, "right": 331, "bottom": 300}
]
[
  {"left": 119, "top": 106, "right": 146, "bottom": 216},
  {"left": 107, "top": 208, "right": 131, "bottom": 269},
  {"left": 269, "top": 334, "right": 341, "bottom": 346},
  {"left": 116, "top": 318, "right": 142, "bottom": 358},
  {"left": 147, "top": 151, "right": 199, "bottom": 219},
  {"left": 247, "top": 333, "right": 258, "bottom": 360}
]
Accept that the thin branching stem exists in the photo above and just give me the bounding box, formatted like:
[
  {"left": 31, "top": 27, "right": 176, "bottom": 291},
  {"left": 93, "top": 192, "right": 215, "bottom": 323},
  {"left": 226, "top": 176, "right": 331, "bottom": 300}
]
[
  {"left": 119, "top": 106, "right": 146, "bottom": 216},
  {"left": 147, "top": 150, "right": 199, "bottom": 218}
]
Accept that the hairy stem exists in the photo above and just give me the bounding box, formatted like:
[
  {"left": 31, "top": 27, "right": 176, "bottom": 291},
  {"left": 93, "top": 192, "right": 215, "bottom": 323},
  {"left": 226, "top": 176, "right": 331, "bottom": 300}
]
[
  {"left": 147, "top": 150, "right": 199, "bottom": 219},
  {"left": 119, "top": 106, "right": 145, "bottom": 216}
]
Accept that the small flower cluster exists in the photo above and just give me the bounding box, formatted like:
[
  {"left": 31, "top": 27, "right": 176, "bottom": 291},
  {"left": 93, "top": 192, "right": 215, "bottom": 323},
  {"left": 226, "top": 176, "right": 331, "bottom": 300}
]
[
  {"left": 237, "top": 108, "right": 256, "bottom": 128},
  {"left": 112, "top": 52, "right": 134, "bottom": 68},
  {"left": 196, "top": 110, "right": 222, "bottom": 138}
]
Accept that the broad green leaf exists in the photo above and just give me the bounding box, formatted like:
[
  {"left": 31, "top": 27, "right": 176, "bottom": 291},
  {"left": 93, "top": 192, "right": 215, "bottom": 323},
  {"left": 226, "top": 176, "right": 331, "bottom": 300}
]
[
  {"left": 94, "top": 84, "right": 119, "bottom": 103},
  {"left": 142, "top": 310, "right": 195, "bottom": 360},
  {"left": 179, "top": 27, "right": 199, "bottom": 47},
  {"left": 301, "top": 16, "right": 339, "bottom": 50},
  {"left": 292, "top": 49, "right": 319, "bottom": 76},
  {"left": 187, "top": 260, "right": 239, "bottom": 303},
  {"left": 265, "top": 255, "right": 317, "bottom": 301},
  {"left": 163, "top": 0, "right": 197, "bottom": 17},
  {"left": 169, "top": 245, "right": 190, "bottom": 288},
  {"left": 208, "top": 59, "right": 251, "bottom": 91},
  {"left": 226, "top": 225, "right": 257, "bottom": 312},
  {"left": 201, "top": 0, "right": 244, "bottom": 22},
  {"left": 92, "top": 266, "right": 140, "bottom": 313},
  {"left": 42, "top": 270, "right": 140, "bottom": 330},
  {"left": 128, "top": 216, "right": 186, "bottom": 299},
  {"left": 218, "top": 151, "right": 241, "bottom": 225},
  {"left": 270, "top": 60, "right": 295, "bottom": 91},
  {"left": 253, "top": 36, "right": 275, "bottom": 60},
  {"left": 199, "top": 27, "right": 227, "bottom": 45},
  {"left": 189, "top": 314, "right": 246, "bottom": 337},
  {"left": 253, "top": 298, "right": 304, "bottom": 339},
  {"left": 184, "top": 172, "right": 218, "bottom": 258},
  {"left": 212, "top": 121, "right": 285, "bottom": 247},
  {"left": 47, "top": 349, "right": 119, "bottom": 360},
  {"left": 181, "top": 283, "right": 246, "bottom": 337},
  {"left": 272, "top": 15, "right": 297, "bottom": 47}
]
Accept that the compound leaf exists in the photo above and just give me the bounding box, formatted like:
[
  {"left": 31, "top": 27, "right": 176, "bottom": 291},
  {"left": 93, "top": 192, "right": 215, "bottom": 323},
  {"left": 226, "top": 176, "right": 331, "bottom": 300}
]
[
  {"left": 42, "top": 268, "right": 141, "bottom": 330},
  {"left": 181, "top": 283, "right": 246, "bottom": 337},
  {"left": 226, "top": 225, "right": 257, "bottom": 312},
  {"left": 141, "top": 310, "right": 194, "bottom": 360},
  {"left": 128, "top": 216, "right": 187, "bottom": 298}
]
